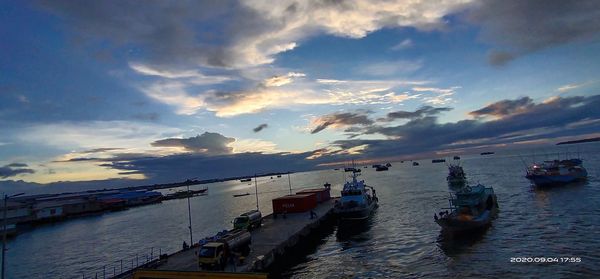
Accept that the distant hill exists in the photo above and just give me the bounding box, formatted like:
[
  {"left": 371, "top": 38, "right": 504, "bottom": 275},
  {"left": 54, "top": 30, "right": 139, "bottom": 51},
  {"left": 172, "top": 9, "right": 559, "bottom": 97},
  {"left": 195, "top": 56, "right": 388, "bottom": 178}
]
[{"left": 556, "top": 137, "right": 600, "bottom": 145}]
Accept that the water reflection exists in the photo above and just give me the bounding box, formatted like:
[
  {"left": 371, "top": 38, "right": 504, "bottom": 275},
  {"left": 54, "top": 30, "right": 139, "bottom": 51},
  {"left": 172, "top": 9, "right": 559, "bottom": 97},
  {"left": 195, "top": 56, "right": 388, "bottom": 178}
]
[{"left": 436, "top": 226, "right": 490, "bottom": 256}]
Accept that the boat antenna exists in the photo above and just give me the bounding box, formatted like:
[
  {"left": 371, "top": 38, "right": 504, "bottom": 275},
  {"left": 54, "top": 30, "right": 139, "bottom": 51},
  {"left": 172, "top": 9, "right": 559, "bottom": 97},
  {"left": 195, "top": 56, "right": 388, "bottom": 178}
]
[{"left": 254, "top": 174, "right": 259, "bottom": 211}]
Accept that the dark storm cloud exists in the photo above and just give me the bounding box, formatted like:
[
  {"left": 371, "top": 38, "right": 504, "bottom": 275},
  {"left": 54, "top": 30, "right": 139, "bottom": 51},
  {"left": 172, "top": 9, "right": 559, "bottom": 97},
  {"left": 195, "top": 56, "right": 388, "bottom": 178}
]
[
  {"left": 311, "top": 112, "right": 374, "bottom": 134},
  {"left": 0, "top": 163, "right": 35, "bottom": 179},
  {"left": 104, "top": 151, "right": 332, "bottom": 183},
  {"left": 253, "top": 124, "right": 268, "bottom": 133},
  {"left": 336, "top": 94, "right": 600, "bottom": 157},
  {"left": 80, "top": 148, "right": 123, "bottom": 154},
  {"left": 467, "top": 0, "right": 600, "bottom": 66},
  {"left": 151, "top": 132, "right": 235, "bottom": 155},
  {"left": 37, "top": 0, "right": 236, "bottom": 67},
  {"left": 469, "top": 97, "right": 534, "bottom": 117},
  {"left": 379, "top": 106, "right": 452, "bottom": 121}
]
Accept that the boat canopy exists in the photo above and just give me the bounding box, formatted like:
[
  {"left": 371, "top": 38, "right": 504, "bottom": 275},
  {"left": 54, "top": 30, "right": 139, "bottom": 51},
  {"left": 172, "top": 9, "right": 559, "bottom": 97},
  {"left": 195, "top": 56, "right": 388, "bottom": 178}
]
[{"left": 452, "top": 184, "right": 486, "bottom": 206}]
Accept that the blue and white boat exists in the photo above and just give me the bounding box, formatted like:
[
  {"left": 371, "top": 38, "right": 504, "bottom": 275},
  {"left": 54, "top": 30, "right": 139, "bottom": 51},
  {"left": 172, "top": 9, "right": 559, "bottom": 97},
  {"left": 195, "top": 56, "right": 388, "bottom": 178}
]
[
  {"left": 526, "top": 158, "right": 587, "bottom": 186},
  {"left": 435, "top": 184, "right": 498, "bottom": 233},
  {"left": 334, "top": 170, "right": 378, "bottom": 221}
]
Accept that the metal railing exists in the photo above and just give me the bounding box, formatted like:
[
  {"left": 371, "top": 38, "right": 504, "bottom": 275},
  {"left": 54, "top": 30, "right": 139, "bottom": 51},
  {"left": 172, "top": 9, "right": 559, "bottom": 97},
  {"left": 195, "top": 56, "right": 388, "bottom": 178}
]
[{"left": 80, "top": 247, "right": 167, "bottom": 279}]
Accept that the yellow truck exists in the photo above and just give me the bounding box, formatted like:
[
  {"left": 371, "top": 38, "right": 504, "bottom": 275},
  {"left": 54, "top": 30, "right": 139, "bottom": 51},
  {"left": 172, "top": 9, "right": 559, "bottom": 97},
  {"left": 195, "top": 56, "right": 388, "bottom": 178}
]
[{"left": 198, "top": 229, "right": 251, "bottom": 270}]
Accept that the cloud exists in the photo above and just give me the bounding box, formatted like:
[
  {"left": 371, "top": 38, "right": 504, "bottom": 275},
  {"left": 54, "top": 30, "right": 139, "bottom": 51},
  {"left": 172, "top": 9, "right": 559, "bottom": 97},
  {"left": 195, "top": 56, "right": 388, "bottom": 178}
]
[
  {"left": 151, "top": 132, "right": 235, "bottom": 155},
  {"left": 130, "top": 63, "right": 232, "bottom": 85},
  {"left": 357, "top": 60, "right": 423, "bottom": 76},
  {"left": 411, "top": 86, "right": 459, "bottom": 105},
  {"left": 467, "top": 0, "right": 600, "bottom": 65},
  {"left": 469, "top": 97, "right": 534, "bottom": 118},
  {"left": 311, "top": 112, "right": 374, "bottom": 134},
  {"left": 140, "top": 76, "right": 425, "bottom": 117},
  {"left": 0, "top": 163, "right": 35, "bottom": 179},
  {"left": 332, "top": 94, "right": 600, "bottom": 158},
  {"left": 40, "top": 0, "right": 471, "bottom": 69},
  {"left": 390, "top": 39, "right": 414, "bottom": 51},
  {"left": 253, "top": 123, "right": 268, "bottom": 132},
  {"left": 262, "top": 72, "right": 305, "bottom": 87},
  {"left": 379, "top": 106, "right": 452, "bottom": 121}
]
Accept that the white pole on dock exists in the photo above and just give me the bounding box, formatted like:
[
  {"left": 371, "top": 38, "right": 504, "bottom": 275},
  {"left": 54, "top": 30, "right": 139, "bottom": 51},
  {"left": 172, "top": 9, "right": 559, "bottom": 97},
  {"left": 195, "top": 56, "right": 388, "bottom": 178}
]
[
  {"left": 187, "top": 185, "right": 193, "bottom": 245},
  {"left": 2, "top": 192, "right": 24, "bottom": 279},
  {"left": 288, "top": 172, "right": 292, "bottom": 195},
  {"left": 254, "top": 174, "right": 259, "bottom": 211}
]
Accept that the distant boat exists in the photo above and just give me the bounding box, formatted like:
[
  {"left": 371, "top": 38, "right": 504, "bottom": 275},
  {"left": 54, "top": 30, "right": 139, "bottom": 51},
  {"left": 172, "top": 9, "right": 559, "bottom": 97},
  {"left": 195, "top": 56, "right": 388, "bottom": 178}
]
[
  {"left": 277, "top": 175, "right": 282, "bottom": 178},
  {"left": 453, "top": 156, "right": 460, "bottom": 160},
  {"left": 480, "top": 152, "right": 495, "bottom": 155},
  {"left": 526, "top": 159, "right": 587, "bottom": 186},
  {"left": 385, "top": 163, "right": 392, "bottom": 167},
  {"left": 163, "top": 188, "right": 208, "bottom": 200},
  {"left": 240, "top": 178, "right": 252, "bottom": 182},
  {"left": 344, "top": 167, "right": 355, "bottom": 172},
  {"left": 375, "top": 165, "right": 388, "bottom": 171},
  {"left": 333, "top": 168, "right": 340, "bottom": 170},
  {"left": 371, "top": 164, "right": 381, "bottom": 168},
  {"left": 412, "top": 162, "right": 419, "bottom": 166},
  {"left": 233, "top": 193, "right": 251, "bottom": 197},
  {"left": 435, "top": 184, "right": 498, "bottom": 234},
  {"left": 432, "top": 159, "right": 446, "bottom": 163},
  {"left": 323, "top": 182, "right": 331, "bottom": 188}
]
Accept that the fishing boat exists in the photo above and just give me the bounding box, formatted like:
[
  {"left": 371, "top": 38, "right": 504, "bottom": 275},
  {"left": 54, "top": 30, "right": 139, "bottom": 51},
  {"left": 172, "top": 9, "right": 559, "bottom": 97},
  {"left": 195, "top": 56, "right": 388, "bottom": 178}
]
[
  {"left": 412, "top": 162, "right": 419, "bottom": 166},
  {"left": 453, "top": 156, "right": 460, "bottom": 160},
  {"left": 375, "top": 165, "right": 388, "bottom": 171},
  {"left": 526, "top": 158, "right": 587, "bottom": 186},
  {"left": 323, "top": 182, "right": 331, "bottom": 188},
  {"left": 334, "top": 169, "right": 378, "bottom": 221},
  {"left": 432, "top": 159, "right": 446, "bottom": 163},
  {"left": 240, "top": 178, "right": 252, "bottom": 182},
  {"left": 233, "top": 193, "right": 251, "bottom": 197},
  {"left": 446, "top": 164, "right": 466, "bottom": 185},
  {"left": 480, "top": 152, "right": 495, "bottom": 156},
  {"left": 434, "top": 184, "right": 498, "bottom": 233},
  {"left": 385, "top": 163, "right": 392, "bottom": 167},
  {"left": 162, "top": 188, "right": 208, "bottom": 200}
]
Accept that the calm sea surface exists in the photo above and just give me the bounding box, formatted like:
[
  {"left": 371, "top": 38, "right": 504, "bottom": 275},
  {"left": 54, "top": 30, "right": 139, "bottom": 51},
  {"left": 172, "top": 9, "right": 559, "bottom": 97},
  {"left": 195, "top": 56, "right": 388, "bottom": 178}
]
[{"left": 5, "top": 143, "right": 600, "bottom": 278}]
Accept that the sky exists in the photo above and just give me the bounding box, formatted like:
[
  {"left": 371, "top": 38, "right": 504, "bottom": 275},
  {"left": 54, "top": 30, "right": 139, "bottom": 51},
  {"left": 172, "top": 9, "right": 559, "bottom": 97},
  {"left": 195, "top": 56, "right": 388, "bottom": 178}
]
[{"left": 1, "top": 0, "right": 600, "bottom": 192}]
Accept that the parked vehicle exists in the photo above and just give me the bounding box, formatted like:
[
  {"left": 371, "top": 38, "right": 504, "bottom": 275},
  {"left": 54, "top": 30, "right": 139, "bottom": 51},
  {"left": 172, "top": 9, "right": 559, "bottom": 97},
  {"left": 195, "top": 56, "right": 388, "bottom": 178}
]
[
  {"left": 233, "top": 210, "right": 262, "bottom": 231},
  {"left": 198, "top": 229, "right": 251, "bottom": 270}
]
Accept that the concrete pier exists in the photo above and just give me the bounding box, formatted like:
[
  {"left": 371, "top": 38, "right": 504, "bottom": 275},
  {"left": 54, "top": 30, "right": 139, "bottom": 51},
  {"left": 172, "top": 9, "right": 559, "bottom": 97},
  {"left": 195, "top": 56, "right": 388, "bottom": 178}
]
[{"left": 144, "top": 198, "right": 337, "bottom": 275}]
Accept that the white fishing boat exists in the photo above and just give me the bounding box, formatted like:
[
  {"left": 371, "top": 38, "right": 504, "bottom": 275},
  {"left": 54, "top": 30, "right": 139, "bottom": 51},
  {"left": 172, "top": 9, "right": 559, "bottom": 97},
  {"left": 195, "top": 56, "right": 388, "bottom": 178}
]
[{"left": 334, "top": 166, "right": 378, "bottom": 221}]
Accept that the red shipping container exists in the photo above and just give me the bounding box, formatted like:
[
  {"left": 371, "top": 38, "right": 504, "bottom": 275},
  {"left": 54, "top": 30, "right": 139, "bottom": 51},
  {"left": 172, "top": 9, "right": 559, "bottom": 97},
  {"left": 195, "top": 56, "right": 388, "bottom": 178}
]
[
  {"left": 272, "top": 193, "right": 317, "bottom": 213},
  {"left": 296, "top": 188, "right": 331, "bottom": 203}
]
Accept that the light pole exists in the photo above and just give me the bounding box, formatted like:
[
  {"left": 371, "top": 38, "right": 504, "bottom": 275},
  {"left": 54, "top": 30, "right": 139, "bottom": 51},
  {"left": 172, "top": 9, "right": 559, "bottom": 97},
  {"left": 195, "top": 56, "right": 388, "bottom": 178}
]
[
  {"left": 287, "top": 172, "right": 292, "bottom": 195},
  {"left": 186, "top": 184, "right": 193, "bottom": 246},
  {"left": 185, "top": 178, "right": 198, "bottom": 246},
  {"left": 2, "top": 192, "right": 24, "bottom": 279},
  {"left": 254, "top": 174, "right": 259, "bottom": 211}
]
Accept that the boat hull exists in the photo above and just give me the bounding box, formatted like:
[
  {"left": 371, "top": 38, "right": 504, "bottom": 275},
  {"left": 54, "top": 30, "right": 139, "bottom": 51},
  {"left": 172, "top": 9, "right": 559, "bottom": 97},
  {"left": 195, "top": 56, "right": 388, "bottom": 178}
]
[
  {"left": 335, "top": 202, "right": 377, "bottom": 221},
  {"left": 436, "top": 207, "right": 498, "bottom": 234},
  {"left": 526, "top": 172, "right": 587, "bottom": 186}
]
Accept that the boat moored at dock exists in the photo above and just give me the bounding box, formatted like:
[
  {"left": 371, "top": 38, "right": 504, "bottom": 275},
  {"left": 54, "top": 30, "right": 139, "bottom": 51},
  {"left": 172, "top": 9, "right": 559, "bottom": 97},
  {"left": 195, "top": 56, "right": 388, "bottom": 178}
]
[
  {"left": 435, "top": 184, "right": 498, "bottom": 234},
  {"left": 526, "top": 158, "right": 587, "bottom": 186},
  {"left": 334, "top": 169, "right": 378, "bottom": 221}
]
